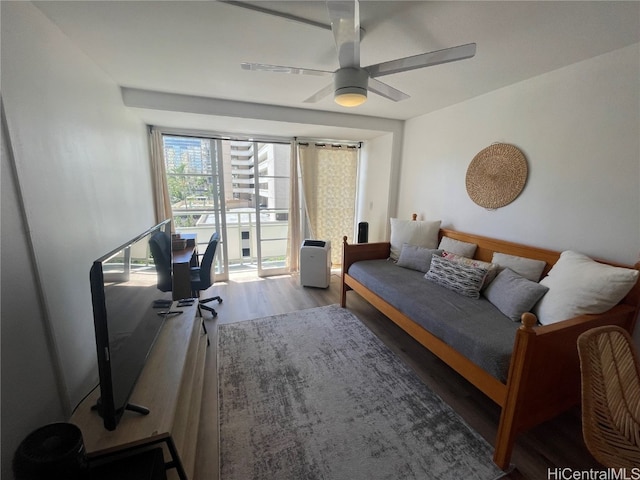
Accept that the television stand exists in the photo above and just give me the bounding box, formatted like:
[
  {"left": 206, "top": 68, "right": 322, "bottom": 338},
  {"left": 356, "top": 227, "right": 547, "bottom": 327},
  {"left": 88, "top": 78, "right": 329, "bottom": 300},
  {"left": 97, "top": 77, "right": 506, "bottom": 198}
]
[
  {"left": 71, "top": 302, "right": 207, "bottom": 480},
  {"left": 91, "top": 399, "right": 151, "bottom": 418},
  {"left": 124, "top": 403, "right": 150, "bottom": 415}
]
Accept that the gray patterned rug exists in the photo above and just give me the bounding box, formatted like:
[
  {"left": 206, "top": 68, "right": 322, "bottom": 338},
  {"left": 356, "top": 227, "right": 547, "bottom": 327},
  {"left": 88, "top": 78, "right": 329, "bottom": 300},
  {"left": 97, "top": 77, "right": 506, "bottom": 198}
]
[{"left": 218, "top": 304, "right": 506, "bottom": 480}]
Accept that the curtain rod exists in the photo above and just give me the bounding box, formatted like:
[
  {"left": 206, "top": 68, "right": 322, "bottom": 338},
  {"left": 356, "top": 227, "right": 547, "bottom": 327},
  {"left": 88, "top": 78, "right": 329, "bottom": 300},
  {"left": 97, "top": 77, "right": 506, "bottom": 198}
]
[
  {"left": 295, "top": 137, "right": 362, "bottom": 148},
  {"left": 151, "top": 126, "right": 293, "bottom": 145},
  {"left": 297, "top": 142, "right": 360, "bottom": 149},
  {"left": 150, "top": 126, "right": 363, "bottom": 148}
]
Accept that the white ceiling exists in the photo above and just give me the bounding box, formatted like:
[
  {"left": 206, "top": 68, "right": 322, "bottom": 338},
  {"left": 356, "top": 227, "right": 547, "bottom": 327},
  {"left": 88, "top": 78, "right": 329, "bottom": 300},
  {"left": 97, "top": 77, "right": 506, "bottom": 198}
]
[{"left": 34, "top": 1, "right": 640, "bottom": 138}]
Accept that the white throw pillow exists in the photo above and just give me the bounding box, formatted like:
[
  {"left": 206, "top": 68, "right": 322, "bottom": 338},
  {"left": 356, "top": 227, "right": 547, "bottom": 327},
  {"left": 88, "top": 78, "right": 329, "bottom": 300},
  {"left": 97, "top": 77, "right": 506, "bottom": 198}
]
[
  {"left": 438, "top": 236, "right": 477, "bottom": 258},
  {"left": 534, "top": 250, "right": 639, "bottom": 325},
  {"left": 492, "top": 252, "right": 547, "bottom": 282},
  {"left": 389, "top": 218, "right": 441, "bottom": 261}
]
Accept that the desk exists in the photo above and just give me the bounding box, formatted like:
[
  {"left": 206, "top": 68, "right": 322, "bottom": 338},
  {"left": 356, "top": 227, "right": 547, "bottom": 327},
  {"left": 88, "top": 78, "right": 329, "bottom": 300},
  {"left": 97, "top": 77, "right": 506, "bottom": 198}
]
[{"left": 172, "top": 234, "right": 197, "bottom": 301}]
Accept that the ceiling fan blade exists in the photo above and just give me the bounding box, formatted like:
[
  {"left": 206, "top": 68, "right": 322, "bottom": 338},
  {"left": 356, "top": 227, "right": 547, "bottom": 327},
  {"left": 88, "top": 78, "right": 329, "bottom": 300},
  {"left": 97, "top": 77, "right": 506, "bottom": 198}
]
[
  {"left": 327, "top": 0, "right": 360, "bottom": 68},
  {"left": 303, "top": 83, "right": 335, "bottom": 103},
  {"left": 221, "top": 1, "right": 331, "bottom": 32},
  {"left": 366, "top": 43, "right": 477, "bottom": 78},
  {"left": 241, "top": 63, "right": 332, "bottom": 77},
  {"left": 368, "top": 78, "right": 410, "bottom": 102}
]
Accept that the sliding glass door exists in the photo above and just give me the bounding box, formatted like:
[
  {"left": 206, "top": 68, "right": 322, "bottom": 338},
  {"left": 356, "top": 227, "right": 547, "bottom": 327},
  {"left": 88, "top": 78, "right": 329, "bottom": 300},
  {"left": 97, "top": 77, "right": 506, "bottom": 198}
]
[
  {"left": 223, "top": 140, "right": 291, "bottom": 276},
  {"left": 163, "top": 135, "right": 229, "bottom": 280},
  {"left": 250, "top": 142, "right": 291, "bottom": 276}
]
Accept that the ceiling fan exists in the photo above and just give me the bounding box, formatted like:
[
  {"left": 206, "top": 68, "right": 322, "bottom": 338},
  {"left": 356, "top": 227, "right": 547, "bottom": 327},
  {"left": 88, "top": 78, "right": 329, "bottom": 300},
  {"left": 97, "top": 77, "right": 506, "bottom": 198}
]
[{"left": 241, "top": 0, "right": 476, "bottom": 107}]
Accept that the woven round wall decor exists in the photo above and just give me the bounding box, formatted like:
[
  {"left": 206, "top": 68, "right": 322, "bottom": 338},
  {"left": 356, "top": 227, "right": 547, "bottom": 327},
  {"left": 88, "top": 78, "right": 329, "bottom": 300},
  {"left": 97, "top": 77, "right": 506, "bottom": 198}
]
[{"left": 465, "top": 143, "right": 528, "bottom": 209}]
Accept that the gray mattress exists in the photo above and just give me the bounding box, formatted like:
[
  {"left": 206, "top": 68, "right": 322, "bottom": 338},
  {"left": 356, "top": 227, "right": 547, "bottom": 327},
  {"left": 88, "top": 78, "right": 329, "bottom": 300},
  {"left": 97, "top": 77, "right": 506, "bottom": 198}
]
[{"left": 348, "top": 259, "right": 519, "bottom": 382}]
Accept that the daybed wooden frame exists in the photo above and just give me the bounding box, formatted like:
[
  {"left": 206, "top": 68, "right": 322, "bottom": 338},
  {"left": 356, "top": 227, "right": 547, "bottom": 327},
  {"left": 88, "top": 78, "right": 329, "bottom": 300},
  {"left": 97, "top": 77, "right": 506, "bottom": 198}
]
[{"left": 340, "top": 224, "right": 640, "bottom": 470}]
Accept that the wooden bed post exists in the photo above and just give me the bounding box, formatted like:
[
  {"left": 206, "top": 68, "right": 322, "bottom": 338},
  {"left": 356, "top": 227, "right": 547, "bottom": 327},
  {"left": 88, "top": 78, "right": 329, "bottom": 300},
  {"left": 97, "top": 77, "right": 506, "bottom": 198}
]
[{"left": 493, "top": 312, "right": 538, "bottom": 469}]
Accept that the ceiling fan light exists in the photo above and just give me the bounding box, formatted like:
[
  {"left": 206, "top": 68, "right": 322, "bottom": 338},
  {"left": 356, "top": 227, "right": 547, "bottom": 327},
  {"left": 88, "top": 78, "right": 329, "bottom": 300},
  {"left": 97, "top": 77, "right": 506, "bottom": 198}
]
[{"left": 334, "top": 87, "right": 367, "bottom": 107}]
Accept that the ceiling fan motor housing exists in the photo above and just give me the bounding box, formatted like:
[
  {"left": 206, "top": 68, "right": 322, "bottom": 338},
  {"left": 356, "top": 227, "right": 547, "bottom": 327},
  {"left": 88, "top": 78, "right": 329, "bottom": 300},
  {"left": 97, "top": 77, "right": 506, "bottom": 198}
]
[{"left": 334, "top": 67, "right": 369, "bottom": 102}]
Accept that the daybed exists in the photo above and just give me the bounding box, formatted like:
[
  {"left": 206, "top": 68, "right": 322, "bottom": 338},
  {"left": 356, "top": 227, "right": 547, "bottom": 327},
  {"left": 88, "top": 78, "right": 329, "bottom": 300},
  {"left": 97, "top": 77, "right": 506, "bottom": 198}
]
[{"left": 340, "top": 221, "right": 640, "bottom": 469}]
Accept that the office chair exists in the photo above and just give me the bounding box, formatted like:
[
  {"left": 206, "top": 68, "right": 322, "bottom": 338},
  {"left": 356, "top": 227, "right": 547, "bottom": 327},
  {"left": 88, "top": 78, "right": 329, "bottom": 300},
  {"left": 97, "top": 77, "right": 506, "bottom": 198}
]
[
  {"left": 148, "top": 231, "right": 172, "bottom": 292},
  {"left": 190, "top": 232, "right": 223, "bottom": 318},
  {"left": 150, "top": 230, "right": 215, "bottom": 345},
  {"left": 577, "top": 325, "right": 640, "bottom": 468}
]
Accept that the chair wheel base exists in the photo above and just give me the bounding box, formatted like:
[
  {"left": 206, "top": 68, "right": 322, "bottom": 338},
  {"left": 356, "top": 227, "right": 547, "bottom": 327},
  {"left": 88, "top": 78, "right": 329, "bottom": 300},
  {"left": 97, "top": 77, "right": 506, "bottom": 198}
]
[
  {"left": 200, "top": 296, "right": 222, "bottom": 305},
  {"left": 199, "top": 304, "right": 218, "bottom": 318}
]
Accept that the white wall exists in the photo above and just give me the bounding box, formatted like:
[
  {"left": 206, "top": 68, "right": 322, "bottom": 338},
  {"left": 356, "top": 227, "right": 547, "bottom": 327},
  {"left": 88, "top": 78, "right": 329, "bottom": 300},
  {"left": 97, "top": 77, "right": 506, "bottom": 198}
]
[
  {"left": 1, "top": 101, "right": 68, "bottom": 478},
  {"left": 400, "top": 44, "right": 639, "bottom": 267},
  {"left": 358, "top": 133, "right": 395, "bottom": 242},
  {"left": 1, "top": 3, "right": 155, "bottom": 476}
]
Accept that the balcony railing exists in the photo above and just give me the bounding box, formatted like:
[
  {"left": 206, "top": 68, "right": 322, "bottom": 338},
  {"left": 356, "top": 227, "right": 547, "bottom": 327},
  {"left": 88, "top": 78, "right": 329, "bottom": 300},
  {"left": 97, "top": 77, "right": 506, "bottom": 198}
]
[{"left": 173, "top": 208, "right": 289, "bottom": 274}]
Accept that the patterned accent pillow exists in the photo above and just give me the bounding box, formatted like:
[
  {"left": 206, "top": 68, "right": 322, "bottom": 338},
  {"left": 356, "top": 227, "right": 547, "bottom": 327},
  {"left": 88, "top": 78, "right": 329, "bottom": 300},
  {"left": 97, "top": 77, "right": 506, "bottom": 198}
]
[
  {"left": 442, "top": 252, "right": 499, "bottom": 287},
  {"left": 425, "top": 256, "right": 488, "bottom": 299}
]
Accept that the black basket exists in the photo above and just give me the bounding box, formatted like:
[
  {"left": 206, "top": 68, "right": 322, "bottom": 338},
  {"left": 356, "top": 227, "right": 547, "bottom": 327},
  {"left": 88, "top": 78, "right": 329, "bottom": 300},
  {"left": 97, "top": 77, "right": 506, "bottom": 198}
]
[{"left": 13, "top": 422, "right": 88, "bottom": 480}]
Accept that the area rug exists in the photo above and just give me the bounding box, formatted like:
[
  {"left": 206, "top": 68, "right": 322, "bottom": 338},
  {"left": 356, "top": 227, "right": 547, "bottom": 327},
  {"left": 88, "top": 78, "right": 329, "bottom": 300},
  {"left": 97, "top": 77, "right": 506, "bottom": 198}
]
[{"left": 218, "top": 304, "right": 506, "bottom": 480}]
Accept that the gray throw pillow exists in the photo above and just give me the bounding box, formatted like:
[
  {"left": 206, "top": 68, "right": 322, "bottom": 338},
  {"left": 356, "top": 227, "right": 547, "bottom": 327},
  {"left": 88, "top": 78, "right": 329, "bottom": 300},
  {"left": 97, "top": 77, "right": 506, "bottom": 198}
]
[
  {"left": 397, "top": 244, "right": 443, "bottom": 273},
  {"left": 438, "top": 236, "right": 477, "bottom": 257},
  {"left": 491, "top": 252, "right": 547, "bottom": 282},
  {"left": 483, "top": 268, "right": 549, "bottom": 322}
]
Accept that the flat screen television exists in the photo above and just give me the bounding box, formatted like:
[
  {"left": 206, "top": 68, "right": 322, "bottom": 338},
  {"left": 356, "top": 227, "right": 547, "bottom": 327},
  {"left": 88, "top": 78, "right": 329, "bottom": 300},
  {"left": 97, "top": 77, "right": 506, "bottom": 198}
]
[{"left": 89, "top": 219, "right": 172, "bottom": 430}]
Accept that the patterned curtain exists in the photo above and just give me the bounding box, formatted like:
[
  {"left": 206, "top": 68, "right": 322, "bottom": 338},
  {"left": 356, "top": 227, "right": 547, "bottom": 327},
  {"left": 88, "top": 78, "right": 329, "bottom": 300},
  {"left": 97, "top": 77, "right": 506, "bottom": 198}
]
[
  {"left": 148, "top": 127, "right": 173, "bottom": 230},
  {"left": 298, "top": 143, "right": 358, "bottom": 266}
]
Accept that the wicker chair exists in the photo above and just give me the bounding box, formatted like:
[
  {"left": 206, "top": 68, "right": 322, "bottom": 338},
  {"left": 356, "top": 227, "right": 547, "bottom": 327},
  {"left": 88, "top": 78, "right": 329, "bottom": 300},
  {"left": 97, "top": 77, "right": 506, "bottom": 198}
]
[{"left": 577, "top": 325, "right": 640, "bottom": 468}]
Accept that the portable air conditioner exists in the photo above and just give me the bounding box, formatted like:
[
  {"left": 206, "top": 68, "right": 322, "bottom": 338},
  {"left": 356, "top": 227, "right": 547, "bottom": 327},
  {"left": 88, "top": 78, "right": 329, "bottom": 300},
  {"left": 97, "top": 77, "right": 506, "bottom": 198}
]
[{"left": 300, "top": 239, "right": 331, "bottom": 288}]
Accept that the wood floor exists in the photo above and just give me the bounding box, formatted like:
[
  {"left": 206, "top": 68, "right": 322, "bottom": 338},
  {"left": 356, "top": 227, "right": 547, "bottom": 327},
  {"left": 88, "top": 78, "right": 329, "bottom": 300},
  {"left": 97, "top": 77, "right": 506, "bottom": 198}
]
[{"left": 192, "top": 272, "right": 600, "bottom": 480}]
